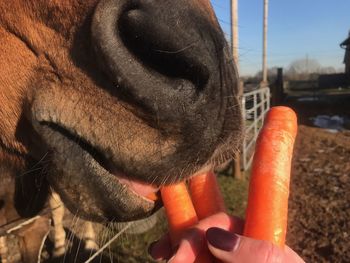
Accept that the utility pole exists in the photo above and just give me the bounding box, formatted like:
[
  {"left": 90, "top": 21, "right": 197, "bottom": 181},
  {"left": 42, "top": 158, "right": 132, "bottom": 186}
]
[
  {"left": 231, "top": 0, "right": 242, "bottom": 179},
  {"left": 231, "top": 0, "right": 239, "bottom": 70},
  {"left": 261, "top": 0, "right": 269, "bottom": 87}
]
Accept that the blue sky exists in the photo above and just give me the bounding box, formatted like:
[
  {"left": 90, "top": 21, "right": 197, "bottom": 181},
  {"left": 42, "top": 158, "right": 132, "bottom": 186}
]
[{"left": 211, "top": 0, "right": 350, "bottom": 76}]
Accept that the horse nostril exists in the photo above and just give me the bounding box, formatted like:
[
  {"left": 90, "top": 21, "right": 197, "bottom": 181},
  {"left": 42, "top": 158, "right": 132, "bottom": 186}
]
[
  {"left": 118, "top": 6, "right": 209, "bottom": 91},
  {"left": 92, "top": 0, "right": 227, "bottom": 124}
]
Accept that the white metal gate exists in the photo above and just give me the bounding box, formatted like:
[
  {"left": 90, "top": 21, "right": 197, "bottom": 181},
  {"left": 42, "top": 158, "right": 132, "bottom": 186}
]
[{"left": 241, "top": 87, "right": 270, "bottom": 171}]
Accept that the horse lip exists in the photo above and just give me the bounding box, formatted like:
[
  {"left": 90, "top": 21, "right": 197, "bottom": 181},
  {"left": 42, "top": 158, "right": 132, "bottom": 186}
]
[
  {"left": 30, "top": 117, "right": 162, "bottom": 221},
  {"left": 43, "top": 121, "right": 160, "bottom": 199}
]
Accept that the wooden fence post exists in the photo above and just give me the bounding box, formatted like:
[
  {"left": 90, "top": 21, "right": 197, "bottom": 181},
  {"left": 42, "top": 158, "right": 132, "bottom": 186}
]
[
  {"left": 232, "top": 80, "right": 243, "bottom": 179},
  {"left": 271, "top": 68, "right": 284, "bottom": 106}
]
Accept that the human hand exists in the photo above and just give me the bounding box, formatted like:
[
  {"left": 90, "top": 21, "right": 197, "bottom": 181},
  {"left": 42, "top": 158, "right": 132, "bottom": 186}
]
[{"left": 149, "top": 212, "right": 305, "bottom": 263}]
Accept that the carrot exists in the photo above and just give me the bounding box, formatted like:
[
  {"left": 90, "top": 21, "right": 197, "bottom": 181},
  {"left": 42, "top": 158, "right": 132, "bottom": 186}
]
[
  {"left": 161, "top": 182, "right": 199, "bottom": 245},
  {"left": 189, "top": 172, "right": 226, "bottom": 219},
  {"left": 243, "top": 106, "right": 298, "bottom": 248},
  {"left": 146, "top": 192, "right": 159, "bottom": 202},
  {"left": 161, "top": 182, "right": 214, "bottom": 263}
]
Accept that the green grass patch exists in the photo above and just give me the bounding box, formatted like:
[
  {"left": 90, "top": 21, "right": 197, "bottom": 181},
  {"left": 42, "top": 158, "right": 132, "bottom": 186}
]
[{"left": 218, "top": 174, "right": 249, "bottom": 218}]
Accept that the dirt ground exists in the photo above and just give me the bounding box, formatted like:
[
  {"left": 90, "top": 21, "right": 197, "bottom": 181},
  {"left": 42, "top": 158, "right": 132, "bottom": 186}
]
[
  {"left": 287, "top": 125, "right": 350, "bottom": 262},
  {"left": 286, "top": 95, "right": 350, "bottom": 262}
]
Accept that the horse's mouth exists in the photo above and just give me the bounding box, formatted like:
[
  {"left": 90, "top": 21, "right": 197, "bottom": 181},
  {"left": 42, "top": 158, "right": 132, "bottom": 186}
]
[{"left": 33, "top": 120, "right": 165, "bottom": 222}]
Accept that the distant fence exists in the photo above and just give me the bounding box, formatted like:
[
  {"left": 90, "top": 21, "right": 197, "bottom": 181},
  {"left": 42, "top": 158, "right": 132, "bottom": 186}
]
[
  {"left": 285, "top": 74, "right": 349, "bottom": 92},
  {"left": 287, "top": 80, "right": 318, "bottom": 91},
  {"left": 318, "top": 73, "right": 348, "bottom": 89},
  {"left": 241, "top": 87, "right": 270, "bottom": 171}
]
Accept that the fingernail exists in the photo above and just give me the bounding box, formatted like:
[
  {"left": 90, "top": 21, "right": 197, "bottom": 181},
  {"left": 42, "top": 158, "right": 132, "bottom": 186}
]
[
  {"left": 148, "top": 240, "right": 164, "bottom": 261},
  {"left": 173, "top": 245, "right": 179, "bottom": 254},
  {"left": 166, "top": 245, "right": 179, "bottom": 263},
  {"left": 206, "top": 227, "right": 240, "bottom": 252},
  {"left": 148, "top": 241, "right": 158, "bottom": 258},
  {"left": 148, "top": 241, "right": 177, "bottom": 262}
]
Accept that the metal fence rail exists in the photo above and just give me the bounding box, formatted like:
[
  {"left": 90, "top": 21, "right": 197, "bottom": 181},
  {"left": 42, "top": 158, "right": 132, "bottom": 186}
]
[{"left": 241, "top": 87, "right": 270, "bottom": 171}]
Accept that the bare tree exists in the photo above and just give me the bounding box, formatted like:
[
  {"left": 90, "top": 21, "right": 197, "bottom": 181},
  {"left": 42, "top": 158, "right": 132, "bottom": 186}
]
[
  {"left": 255, "top": 67, "right": 279, "bottom": 82},
  {"left": 318, "top": 66, "right": 336, "bottom": 74},
  {"left": 287, "top": 58, "right": 321, "bottom": 80}
]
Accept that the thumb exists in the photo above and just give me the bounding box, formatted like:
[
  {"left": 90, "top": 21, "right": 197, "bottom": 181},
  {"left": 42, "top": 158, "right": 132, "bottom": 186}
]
[{"left": 206, "top": 227, "right": 305, "bottom": 263}]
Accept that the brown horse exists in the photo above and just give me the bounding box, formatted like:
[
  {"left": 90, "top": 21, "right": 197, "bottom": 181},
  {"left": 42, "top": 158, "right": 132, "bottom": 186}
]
[{"left": 0, "top": 0, "right": 241, "bottom": 228}]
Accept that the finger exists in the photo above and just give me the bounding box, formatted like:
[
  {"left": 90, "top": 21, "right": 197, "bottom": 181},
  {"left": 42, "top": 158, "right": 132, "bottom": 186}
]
[
  {"left": 198, "top": 212, "right": 244, "bottom": 235},
  {"left": 148, "top": 233, "right": 173, "bottom": 261},
  {"left": 149, "top": 213, "right": 244, "bottom": 262},
  {"left": 168, "top": 213, "right": 244, "bottom": 263},
  {"left": 206, "top": 227, "right": 305, "bottom": 263},
  {"left": 167, "top": 228, "right": 204, "bottom": 263}
]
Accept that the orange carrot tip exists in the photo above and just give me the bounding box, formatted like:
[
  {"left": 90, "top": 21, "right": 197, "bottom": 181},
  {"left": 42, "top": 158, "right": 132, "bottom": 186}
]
[
  {"left": 244, "top": 106, "right": 298, "bottom": 248},
  {"left": 146, "top": 192, "right": 159, "bottom": 202}
]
